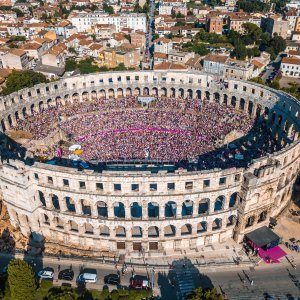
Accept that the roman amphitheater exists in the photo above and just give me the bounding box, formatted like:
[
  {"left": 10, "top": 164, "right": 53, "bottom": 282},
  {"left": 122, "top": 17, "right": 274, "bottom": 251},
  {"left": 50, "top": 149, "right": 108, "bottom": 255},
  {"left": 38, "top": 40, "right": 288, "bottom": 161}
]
[{"left": 0, "top": 70, "right": 299, "bottom": 259}]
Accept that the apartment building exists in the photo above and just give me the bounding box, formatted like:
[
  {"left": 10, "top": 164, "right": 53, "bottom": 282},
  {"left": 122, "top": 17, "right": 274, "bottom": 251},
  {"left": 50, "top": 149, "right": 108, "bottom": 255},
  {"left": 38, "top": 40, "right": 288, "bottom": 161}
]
[
  {"left": 280, "top": 56, "right": 300, "bottom": 77},
  {"left": 228, "top": 14, "right": 261, "bottom": 33},
  {"left": 1, "top": 49, "right": 30, "bottom": 70},
  {"left": 71, "top": 12, "right": 147, "bottom": 33},
  {"left": 261, "top": 15, "right": 289, "bottom": 39}
]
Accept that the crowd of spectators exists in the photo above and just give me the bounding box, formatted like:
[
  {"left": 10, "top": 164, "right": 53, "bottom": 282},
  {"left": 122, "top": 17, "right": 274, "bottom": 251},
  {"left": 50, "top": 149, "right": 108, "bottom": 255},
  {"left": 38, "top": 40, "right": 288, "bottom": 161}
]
[{"left": 10, "top": 96, "right": 281, "bottom": 167}]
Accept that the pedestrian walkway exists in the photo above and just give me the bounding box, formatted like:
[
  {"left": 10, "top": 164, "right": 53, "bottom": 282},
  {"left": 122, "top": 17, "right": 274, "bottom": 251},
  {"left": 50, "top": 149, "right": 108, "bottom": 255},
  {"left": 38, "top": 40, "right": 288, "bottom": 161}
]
[{"left": 175, "top": 270, "right": 195, "bottom": 300}]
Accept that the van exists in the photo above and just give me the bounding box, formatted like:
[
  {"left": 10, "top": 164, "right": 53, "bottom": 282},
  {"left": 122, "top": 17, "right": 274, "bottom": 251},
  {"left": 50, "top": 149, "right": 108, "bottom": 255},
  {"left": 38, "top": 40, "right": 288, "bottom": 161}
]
[{"left": 77, "top": 272, "right": 97, "bottom": 283}]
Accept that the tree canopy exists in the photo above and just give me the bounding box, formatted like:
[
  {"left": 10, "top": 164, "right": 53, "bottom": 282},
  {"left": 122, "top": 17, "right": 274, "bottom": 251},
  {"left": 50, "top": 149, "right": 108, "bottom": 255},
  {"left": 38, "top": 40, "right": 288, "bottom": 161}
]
[
  {"left": 187, "top": 287, "right": 223, "bottom": 300},
  {"left": 7, "top": 259, "right": 37, "bottom": 300},
  {"left": 103, "top": 3, "right": 114, "bottom": 14},
  {"left": 1, "top": 70, "right": 48, "bottom": 96}
]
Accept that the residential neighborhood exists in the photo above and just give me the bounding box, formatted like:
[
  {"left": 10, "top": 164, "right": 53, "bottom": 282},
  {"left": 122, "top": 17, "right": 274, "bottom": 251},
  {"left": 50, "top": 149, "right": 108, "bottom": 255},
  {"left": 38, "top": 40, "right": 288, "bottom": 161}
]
[{"left": 0, "top": 0, "right": 297, "bottom": 91}]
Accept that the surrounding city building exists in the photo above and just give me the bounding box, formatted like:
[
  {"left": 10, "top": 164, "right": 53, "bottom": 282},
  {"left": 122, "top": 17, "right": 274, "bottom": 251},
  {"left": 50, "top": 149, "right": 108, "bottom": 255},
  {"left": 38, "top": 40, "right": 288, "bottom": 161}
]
[
  {"left": 261, "top": 15, "right": 289, "bottom": 39},
  {"left": 203, "top": 54, "right": 229, "bottom": 76},
  {"left": 70, "top": 12, "right": 147, "bottom": 33},
  {"left": 280, "top": 56, "right": 300, "bottom": 77}
]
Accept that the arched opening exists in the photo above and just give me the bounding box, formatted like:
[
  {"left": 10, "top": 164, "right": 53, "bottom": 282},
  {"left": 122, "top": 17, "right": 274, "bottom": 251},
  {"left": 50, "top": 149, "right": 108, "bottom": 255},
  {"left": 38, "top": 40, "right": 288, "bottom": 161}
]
[
  {"left": 43, "top": 214, "right": 50, "bottom": 225},
  {"left": 131, "top": 202, "right": 142, "bottom": 218},
  {"left": 126, "top": 88, "right": 132, "bottom": 96},
  {"left": 97, "top": 201, "right": 108, "bottom": 218},
  {"left": 264, "top": 107, "right": 269, "bottom": 119},
  {"left": 212, "top": 218, "right": 222, "bottom": 230},
  {"left": 256, "top": 104, "right": 262, "bottom": 118},
  {"left": 38, "top": 191, "right": 46, "bottom": 207},
  {"left": 197, "top": 221, "right": 207, "bottom": 233},
  {"left": 30, "top": 104, "right": 35, "bottom": 115},
  {"left": 148, "top": 202, "right": 159, "bottom": 218},
  {"left": 56, "top": 96, "right": 62, "bottom": 106},
  {"left": 181, "top": 224, "right": 192, "bottom": 235},
  {"left": 108, "top": 89, "right": 114, "bottom": 98},
  {"left": 170, "top": 87, "right": 176, "bottom": 97},
  {"left": 227, "top": 215, "right": 237, "bottom": 227},
  {"left": 214, "top": 92, "right": 220, "bottom": 102},
  {"left": 231, "top": 96, "right": 236, "bottom": 107},
  {"left": 81, "top": 199, "right": 91, "bottom": 216},
  {"left": 55, "top": 217, "right": 64, "bottom": 229},
  {"left": 164, "top": 225, "right": 176, "bottom": 237},
  {"left": 152, "top": 87, "right": 158, "bottom": 96},
  {"left": 134, "top": 87, "right": 140, "bottom": 96},
  {"left": 179, "top": 88, "right": 184, "bottom": 98},
  {"left": 214, "top": 196, "right": 225, "bottom": 212},
  {"left": 161, "top": 87, "right": 167, "bottom": 97},
  {"left": 223, "top": 94, "right": 228, "bottom": 105},
  {"left": 205, "top": 91, "right": 210, "bottom": 100},
  {"left": 143, "top": 87, "right": 149, "bottom": 96},
  {"left": 85, "top": 223, "right": 93, "bottom": 234},
  {"left": 15, "top": 111, "right": 19, "bottom": 121},
  {"left": 7, "top": 116, "right": 13, "bottom": 129},
  {"left": 65, "top": 196, "right": 76, "bottom": 212},
  {"left": 51, "top": 194, "right": 60, "bottom": 210},
  {"left": 148, "top": 226, "right": 159, "bottom": 237},
  {"left": 100, "top": 225, "right": 110, "bottom": 236},
  {"left": 258, "top": 210, "right": 267, "bottom": 223},
  {"left": 248, "top": 101, "right": 253, "bottom": 115},
  {"left": 91, "top": 90, "right": 97, "bottom": 100},
  {"left": 164, "top": 201, "right": 176, "bottom": 218},
  {"left": 246, "top": 216, "right": 255, "bottom": 228},
  {"left": 187, "top": 89, "right": 193, "bottom": 98},
  {"left": 196, "top": 90, "right": 201, "bottom": 99},
  {"left": 72, "top": 93, "right": 79, "bottom": 102},
  {"left": 70, "top": 220, "right": 78, "bottom": 232},
  {"left": 0, "top": 120, "right": 5, "bottom": 132},
  {"left": 198, "top": 198, "right": 209, "bottom": 214},
  {"left": 117, "top": 88, "right": 123, "bottom": 98},
  {"left": 132, "top": 226, "right": 143, "bottom": 238},
  {"left": 114, "top": 202, "right": 125, "bottom": 218},
  {"left": 22, "top": 107, "right": 27, "bottom": 118},
  {"left": 229, "top": 192, "right": 238, "bottom": 208},
  {"left": 99, "top": 89, "right": 106, "bottom": 98},
  {"left": 182, "top": 200, "right": 193, "bottom": 217},
  {"left": 240, "top": 98, "right": 245, "bottom": 111},
  {"left": 116, "top": 226, "right": 126, "bottom": 237}
]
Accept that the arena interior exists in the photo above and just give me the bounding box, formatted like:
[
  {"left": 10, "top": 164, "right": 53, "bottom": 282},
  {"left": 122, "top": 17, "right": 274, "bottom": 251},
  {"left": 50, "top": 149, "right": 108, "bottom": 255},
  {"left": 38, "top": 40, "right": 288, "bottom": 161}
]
[{"left": 0, "top": 70, "right": 299, "bottom": 258}]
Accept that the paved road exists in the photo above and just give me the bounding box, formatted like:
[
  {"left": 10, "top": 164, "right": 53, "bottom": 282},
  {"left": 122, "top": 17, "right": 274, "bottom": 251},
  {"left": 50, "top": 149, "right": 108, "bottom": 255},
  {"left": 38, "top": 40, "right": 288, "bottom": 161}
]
[
  {"left": 144, "top": 0, "right": 155, "bottom": 69},
  {"left": 262, "top": 54, "right": 283, "bottom": 83},
  {"left": 1, "top": 253, "right": 300, "bottom": 299}
]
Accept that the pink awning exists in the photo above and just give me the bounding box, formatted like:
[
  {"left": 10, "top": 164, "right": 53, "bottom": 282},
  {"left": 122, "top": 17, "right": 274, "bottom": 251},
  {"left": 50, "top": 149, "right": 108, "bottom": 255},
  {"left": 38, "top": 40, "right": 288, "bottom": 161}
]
[{"left": 258, "top": 246, "right": 287, "bottom": 263}]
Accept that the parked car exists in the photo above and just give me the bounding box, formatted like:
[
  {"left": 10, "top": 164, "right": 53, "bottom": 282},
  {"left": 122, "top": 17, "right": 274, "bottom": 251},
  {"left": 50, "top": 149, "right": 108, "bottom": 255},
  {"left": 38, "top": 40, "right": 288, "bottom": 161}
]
[
  {"left": 104, "top": 274, "right": 120, "bottom": 285},
  {"left": 58, "top": 269, "right": 74, "bottom": 281},
  {"left": 38, "top": 268, "right": 54, "bottom": 279},
  {"left": 130, "top": 275, "right": 150, "bottom": 289},
  {"left": 77, "top": 269, "right": 97, "bottom": 283}
]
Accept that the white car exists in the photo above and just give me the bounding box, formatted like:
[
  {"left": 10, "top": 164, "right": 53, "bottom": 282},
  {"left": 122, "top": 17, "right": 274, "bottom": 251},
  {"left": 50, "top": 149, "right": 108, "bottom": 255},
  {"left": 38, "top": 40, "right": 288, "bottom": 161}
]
[{"left": 38, "top": 269, "right": 54, "bottom": 279}]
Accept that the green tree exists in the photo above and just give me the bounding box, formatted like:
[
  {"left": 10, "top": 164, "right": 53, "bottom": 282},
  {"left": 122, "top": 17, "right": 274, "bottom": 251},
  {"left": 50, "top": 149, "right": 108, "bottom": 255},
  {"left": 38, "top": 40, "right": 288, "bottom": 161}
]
[
  {"left": 1, "top": 70, "right": 48, "bottom": 96},
  {"left": 250, "top": 77, "right": 266, "bottom": 85},
  {"left": 12, "top": 8, "right": 24, "bottom": 17},
  {"left": 269, "top": 34, "right": 286, "bottom": 54},
  {"left": 78, "top": 58, "right": 100, "bottom": 74},
  {"left": 47, "top": 286, "right": 77, "bottom": 300},
  {"left": 187, "top": 287, "right": 223, "bottom": 300},
  {"left": 232, "top": 40, "right": 247, "bottom": 60},
  {"left": 7, "top": 259, "right": 37, "bottom": 300},
  {"left": 242, "top": 23, "right": 262, "bottom": 45},
  {"left": 103, "top": 3, "right": 114, "bottom": 14},
  {"left": 65, "top": 58, "right": 78, "bottom": 72}
]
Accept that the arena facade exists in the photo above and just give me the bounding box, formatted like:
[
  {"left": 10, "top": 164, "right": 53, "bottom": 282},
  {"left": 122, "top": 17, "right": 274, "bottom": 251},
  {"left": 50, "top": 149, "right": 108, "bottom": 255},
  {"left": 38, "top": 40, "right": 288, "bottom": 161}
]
[{"left": 0, "top": 70, "right": 299, "bottom": 258}]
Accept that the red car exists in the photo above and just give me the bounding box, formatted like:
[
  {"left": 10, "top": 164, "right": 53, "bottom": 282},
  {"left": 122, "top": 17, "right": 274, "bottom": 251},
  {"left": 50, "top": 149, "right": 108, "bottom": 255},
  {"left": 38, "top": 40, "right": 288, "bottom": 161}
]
[{"left": 129, "top": 275, "right": 150, "bottom": 289}]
